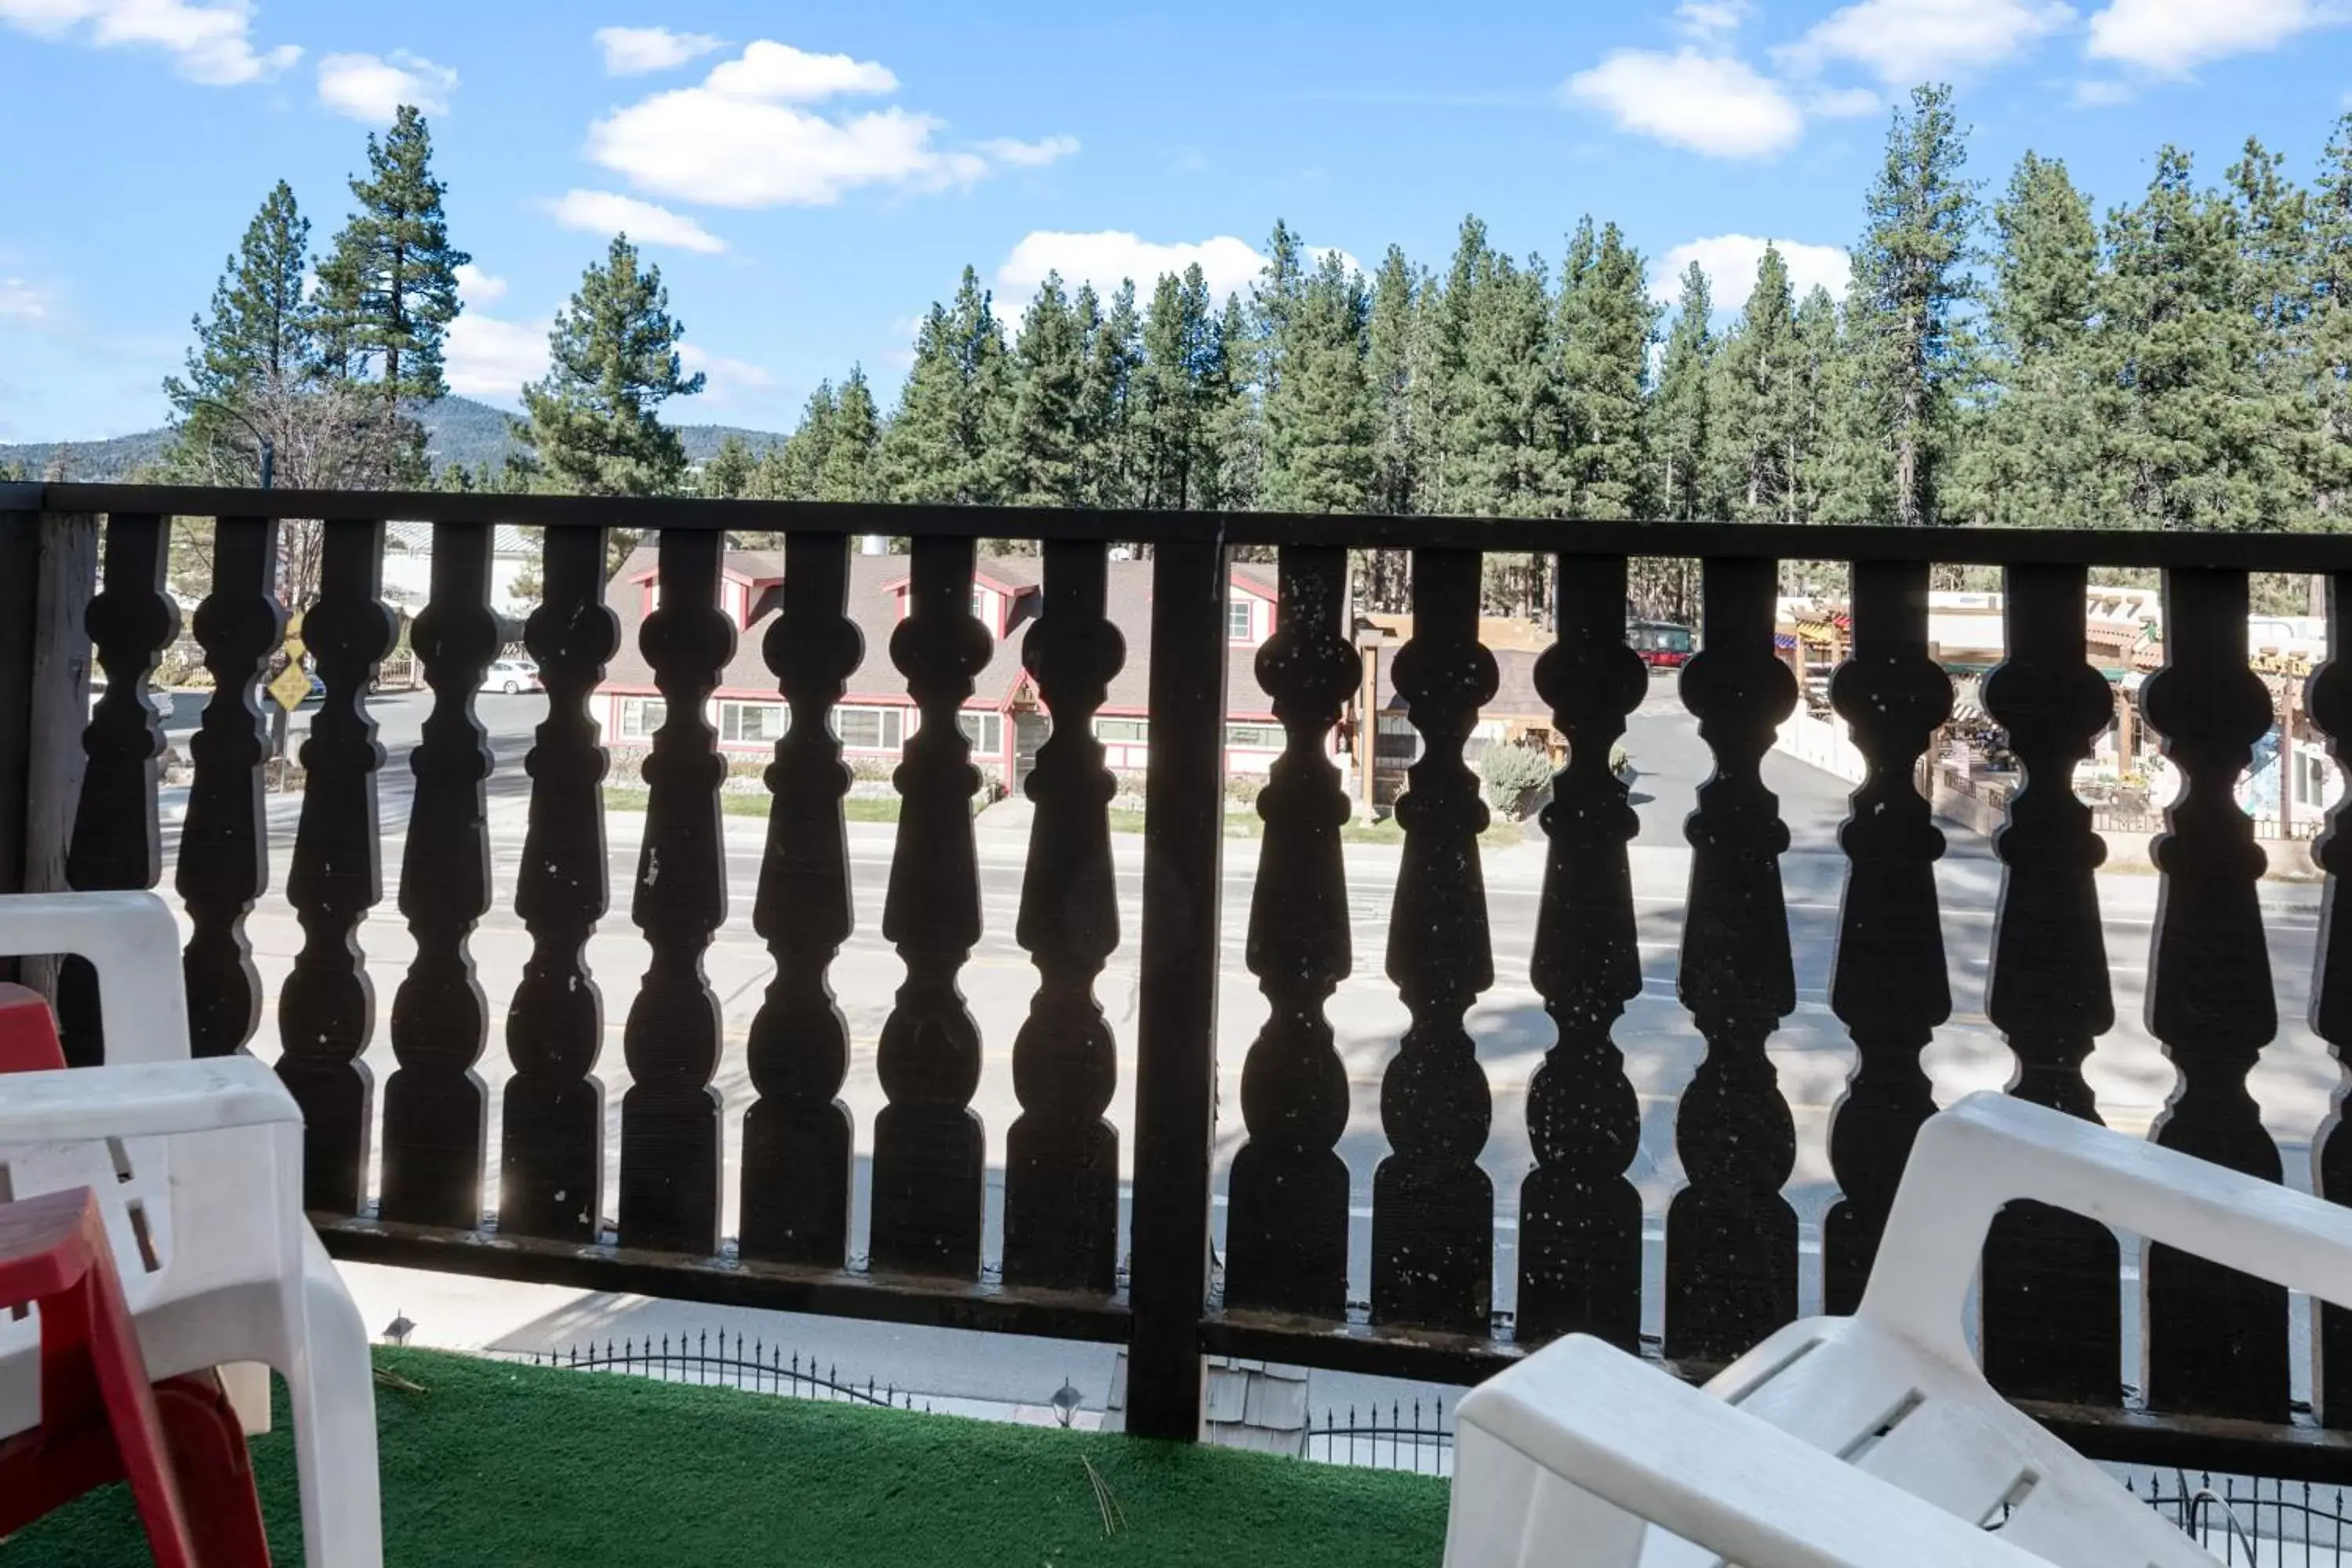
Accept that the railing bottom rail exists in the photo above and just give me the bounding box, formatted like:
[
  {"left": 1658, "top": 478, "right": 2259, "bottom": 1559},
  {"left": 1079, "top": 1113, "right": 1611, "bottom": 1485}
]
[{"left": 313, "top": 1215, "right": 1133, "bottom": 1345}]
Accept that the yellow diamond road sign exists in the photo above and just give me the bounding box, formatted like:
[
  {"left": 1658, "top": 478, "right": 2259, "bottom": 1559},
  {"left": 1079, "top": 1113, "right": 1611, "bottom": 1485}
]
[{"left": 267, "top": 662, "right": 313, "bottom": 713}]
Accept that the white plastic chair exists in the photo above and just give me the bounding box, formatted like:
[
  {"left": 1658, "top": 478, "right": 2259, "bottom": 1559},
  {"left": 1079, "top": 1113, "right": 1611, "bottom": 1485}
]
[
  {"left": 1449, "top": 1091, "right": 2352, "bottom": 1566},
  {"left": 0, "top": 891, "right": 382, "bottom": 1567}
]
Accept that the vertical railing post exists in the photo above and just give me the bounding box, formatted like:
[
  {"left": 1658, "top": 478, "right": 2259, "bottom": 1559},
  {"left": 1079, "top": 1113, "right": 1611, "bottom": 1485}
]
[
  {"left": 0, "top": 502, "right": 34, "bottom": 925},
  {"left": 13, "top": 512, "right": 98, "bottom": 1011},
  {"left": 1127, "top": 533, "right": 1228, "bottom": 1441}
]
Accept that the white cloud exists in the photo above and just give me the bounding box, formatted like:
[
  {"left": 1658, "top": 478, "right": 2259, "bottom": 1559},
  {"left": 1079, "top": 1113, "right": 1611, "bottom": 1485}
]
[
  {"left": 1564, "top": 48, "right": 1802, "bottom": 158},
  {"left": 594, "top": 24, "right": 724, "bottom": 75},
  {"left": 680, "top": 343, "right": 777, "bottom": 401},
  {"left": 0, "top": 278, "right": 53, "bottom": 321},
  {"left": 975, "top": 134, "right": 1081, "bottom": 169},
  {"left": 2085, "top": 0, "right": 2337, "bottom": 71},
  {"left": 702, "top": 38, "right": 896, "bottom": 100},
  {"left": 316, "top": 49, "right": 456, "bottom": 124},
  {"left": 452, "top": 263, "right": 506, "bottom": 306},
  {"left": 1780, "top": 0, "right": 2075, "bottom": 83},
  {"left": 445, "top": 310, "right": 550, "bottom": 401},
  {"left": 1651, "top": 234, "right": 1853, "bottom": 310},
  {"left": 1808, "top": 85, "right": 1884, "bottom": 117},
  {"left": 585, "top": 39, "right": 1077, "bottom": 207},
  {"left": 0, "top": 0, "right": 298, "bottom": 85},
  {"left": 1675, "top": 0, "right": 1754, "bottom": 39},
  {"left": 545, "top": 190, "right": 727, "bottom": 253},
  {"left": 996, "top": 232, "right": 1359, "bottom": 310}
]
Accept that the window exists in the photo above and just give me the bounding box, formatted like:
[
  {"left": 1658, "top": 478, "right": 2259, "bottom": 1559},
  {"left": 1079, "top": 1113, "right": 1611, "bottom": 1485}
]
[
  {"left": 1225, "top": 724, "right": 1285, "bottom": 750},
  {"left": 618, "top": 697, "right": 666, "bottom": 739},
  {"left": 720, "top": 701, "right": 789, "bottom": 744},
  {"left": 835, "top": 706, "right": 905, "bottom": 750},
  {"left": 1095, "top": 717, "right": 1150, "bottom": 743},
  {"left": 1228, "top": 598, "right": 1255, "bottom": 642},
  {"left": 957, "top": 711, "right": 1004, "bottom": 755}
]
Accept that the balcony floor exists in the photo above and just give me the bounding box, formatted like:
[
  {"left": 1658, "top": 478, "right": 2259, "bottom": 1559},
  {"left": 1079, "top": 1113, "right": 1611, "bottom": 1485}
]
[{"left": 0, "top": 1349, "right": 1447, "bottom": 1566}]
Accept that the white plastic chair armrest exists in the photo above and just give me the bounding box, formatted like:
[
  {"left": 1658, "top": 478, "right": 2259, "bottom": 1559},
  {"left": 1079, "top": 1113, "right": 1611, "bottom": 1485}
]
[
  {"left": 0, "top": 891, "right": 191, "bottom": 1064},
  {"left": 1863, "top": 1091, "right": 2352, "bottom": 1350},
  {"left": 0, "top": 1056, "right": 299, "bottom": 1145},
  {"left": 1458, "top": 1337, "right": 2047, "bottom": 1568}
]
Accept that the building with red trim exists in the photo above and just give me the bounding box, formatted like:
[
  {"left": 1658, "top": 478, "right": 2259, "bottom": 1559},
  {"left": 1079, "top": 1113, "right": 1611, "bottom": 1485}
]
[{"left": 594, "top": 547, "right": 1334, "bottom": 790}]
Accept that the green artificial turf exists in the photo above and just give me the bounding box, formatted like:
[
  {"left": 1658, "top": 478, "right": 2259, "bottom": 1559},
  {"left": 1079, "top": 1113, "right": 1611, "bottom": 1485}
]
[{"left": 0, "top": 1348, "right": 1448, "bottom": 1566}]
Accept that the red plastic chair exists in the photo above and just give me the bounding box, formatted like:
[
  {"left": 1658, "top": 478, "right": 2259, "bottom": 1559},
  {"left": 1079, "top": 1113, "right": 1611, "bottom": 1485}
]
[{"left": 0, "top": 985, "right": 270, "bottom": 1566}]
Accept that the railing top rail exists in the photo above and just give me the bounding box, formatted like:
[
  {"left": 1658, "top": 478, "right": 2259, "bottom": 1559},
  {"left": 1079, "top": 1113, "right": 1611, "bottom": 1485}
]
[{"left": 10, "top": 481, "right": 2352, "bottom": 572}]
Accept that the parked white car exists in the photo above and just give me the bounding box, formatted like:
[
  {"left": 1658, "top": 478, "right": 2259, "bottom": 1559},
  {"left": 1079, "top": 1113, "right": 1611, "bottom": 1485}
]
[{"left": 480, "top": 659, "right": 542, "bottom": 695}]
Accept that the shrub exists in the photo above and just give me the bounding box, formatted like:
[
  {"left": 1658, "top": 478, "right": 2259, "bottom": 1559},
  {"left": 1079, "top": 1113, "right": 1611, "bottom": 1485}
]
[{"left": 1480, "top": 742, "right": 1555, "bottom": 820}]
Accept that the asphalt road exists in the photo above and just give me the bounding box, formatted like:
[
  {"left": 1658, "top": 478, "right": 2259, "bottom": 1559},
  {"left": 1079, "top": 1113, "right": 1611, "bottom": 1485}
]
[{"left": 144, "top": 675, "right": 2333, "bottom": 1418}]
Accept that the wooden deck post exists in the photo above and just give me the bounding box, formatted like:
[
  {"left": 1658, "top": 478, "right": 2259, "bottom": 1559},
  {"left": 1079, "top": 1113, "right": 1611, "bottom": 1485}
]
[
  {"left": 0, "top": 507, "right": 96, "bottom": 996},
  {"left": 1125, "top": 535, "right": 1229, "bottom": 1440}
]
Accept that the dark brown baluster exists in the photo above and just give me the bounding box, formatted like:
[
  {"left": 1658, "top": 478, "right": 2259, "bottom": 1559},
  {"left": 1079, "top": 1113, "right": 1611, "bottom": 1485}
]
[
  {"left": 1004, "top": 539, "right": 1126, "bottom": 1291},
  {"left": 502, "top": 524, "right": 615, "bottom": 1241},
  {"left": 1980, "top": 561, "right": 2122, "bottom": 1405},
  {"left": 2310, "top": 571, "right": 2352, "bottom": 1427},
  {"left": 619, "top": 527, "right": 733, "bottom": 1253},
  {"left": 176, "top": 516, "right": 283, "bottom": 1058},
  {"left": 872, "top": 535, "right": 992, "bottom": 1277},
  {"left": 1226, "top": 545, "right": 1356, "bottom": 1316},
  {"left": 380, "top": 521, "right": 498, "bottom": 1228},
  {"left": 62, "top": 513, "right": 176, "bottom": 1066},
  {"left": 1518, "top": 552, "right": 1648, "bottom": 1348},
  {"left": 1822, "top": 561, "right": 1952, "bottom": 1314},
  {"left": 1665, "top": 555, "right": 1798, "bottom": 1365},
  {"left": 741, "top": 531, "right": 861, "bottom": 1265},
  {"left": 278, "top": 519, "right": 395, "bottom": 1216},
  {"left": 1373, "top": 547, "right": 1497, "bottom": 1334},
  {"left": 2142, "top": 566, "right": 2287, "bottom": 1421}
]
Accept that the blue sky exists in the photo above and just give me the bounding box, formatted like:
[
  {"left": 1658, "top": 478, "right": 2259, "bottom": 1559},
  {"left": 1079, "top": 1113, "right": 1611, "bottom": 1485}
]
[{"left": 1, "top": 0, "right": 2346, "bottom": 441}]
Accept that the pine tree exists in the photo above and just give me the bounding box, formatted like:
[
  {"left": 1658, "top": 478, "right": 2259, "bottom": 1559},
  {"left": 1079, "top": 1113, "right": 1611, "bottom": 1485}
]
[
  {"left": 701, "top": 433, "right": 755, "bottom": 499},
  {"left": 1131, "top": 266, "right": 1225, "bottom": 510},
  {"left": 1207, "top": 292, "right": 1260, "bottom": 511},
  {"left": 315, "top": 105, "right": 468, "bottom": 406},
  {"left": 1971, "top": 152, "right": 2103, "bottom": 526},
  {"left": 1261, "top": 250, "right": 1374, "bottom": 513},
  {"left": 1443, "top": 243, "right": 1561, "bottom": 517},
  {"left": 2314, "top": 114, "right": 2352, "bottom": 521},
  {"left": 1555, "top": 217, "right": 1658, "bottom": 518},
  {"left": 167, "top": 182, "right": 314, "bottom": 408},
  {"left": 2227, "top": 136, "right": 2317, "bottom": 528},
  {"left": 758, "top": 383, "right": 837, "bottom": 499},
  {"left": 880, "top": 267, "right": 1010, "bottom": 505},
  {"left": 2098, "top": 147, "right": 2280, "bottom": 530},
  {"left": 1846, "top": 84, "right": 1980, "bottom": 527},
  {"left": 1076, "top": 280, "right": 1139, "bottom": 507},
  {"left": 1416, "top": 217, "right": 1489, "bottom": 515},
  {"left": 1791, "top": 285, "right": 1842, "bottom": 523},
  {"left": 1006, "top": 273, "right": 1087, "bottom": 505},
  {"left": 820, "top": 367, "right": 881, "bottom": 503},
  {"left": 514, "top": 234, "right": 705, "bottom": 496},
  {"left": 1708, "top": 245, "right": 1804, "bottom": 523},
  {"left": 1653, "top": 262, "right": 1714, "bottom": 520},
  {"left": 1366, "top": 247, "right": 1424, "bottom": 516}
]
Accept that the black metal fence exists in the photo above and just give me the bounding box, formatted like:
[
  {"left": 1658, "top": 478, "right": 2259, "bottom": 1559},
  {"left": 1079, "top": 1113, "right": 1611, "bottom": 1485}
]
[
  {"left": 504, "top": 1329, "right": 931, "bottom": 1412},
  {"left": 2132, "top": 1472, "right": 2352, "bottom": 1564},
  {"left": 1304, "top": 1399, "right": 1454, "bottom": 1475}
]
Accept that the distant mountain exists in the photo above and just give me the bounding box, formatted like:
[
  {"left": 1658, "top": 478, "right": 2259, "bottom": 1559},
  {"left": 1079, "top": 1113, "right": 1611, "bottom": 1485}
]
[
  {"left": 0, "top": 426, "right": 172, "bottom": 482},
  {"left": 0, "top": 395, "right": 789, "bottom": 484}
]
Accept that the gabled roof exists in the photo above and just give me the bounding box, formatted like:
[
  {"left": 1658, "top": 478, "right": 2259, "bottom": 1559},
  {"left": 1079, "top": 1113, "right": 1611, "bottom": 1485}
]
[{"left": 385, "top": 521, "right": 537, "bottom": 557}]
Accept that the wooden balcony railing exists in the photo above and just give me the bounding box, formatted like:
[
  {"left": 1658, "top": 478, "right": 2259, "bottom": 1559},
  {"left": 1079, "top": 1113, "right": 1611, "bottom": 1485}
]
[{"left": 7, "top": 482, "right": 2352, "bottom": 1476}]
